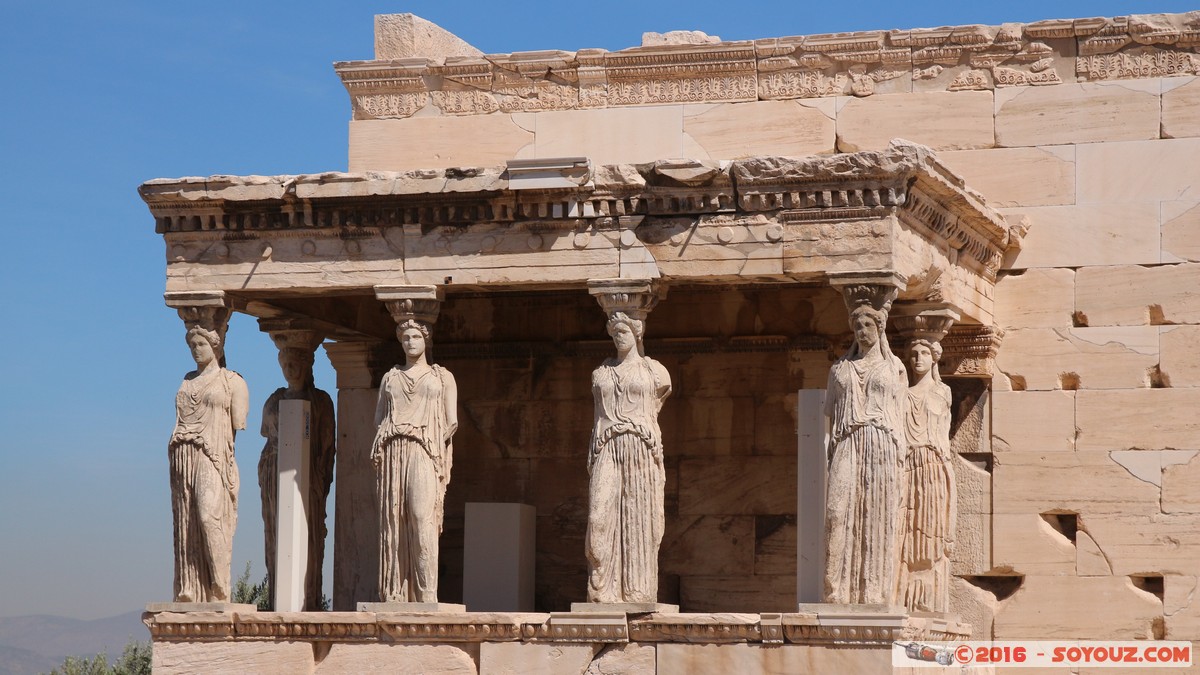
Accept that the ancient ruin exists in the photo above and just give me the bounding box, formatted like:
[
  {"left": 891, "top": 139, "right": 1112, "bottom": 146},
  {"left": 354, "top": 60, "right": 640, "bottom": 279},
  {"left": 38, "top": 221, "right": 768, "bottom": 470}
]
[{"left": 139, "top": 10, "right": 1200, "bottom": 673}]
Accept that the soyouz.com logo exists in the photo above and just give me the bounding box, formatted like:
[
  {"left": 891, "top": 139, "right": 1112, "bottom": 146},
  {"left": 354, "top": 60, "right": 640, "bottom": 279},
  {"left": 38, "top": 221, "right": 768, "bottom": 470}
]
[{"left": 892, "top": 640, "right": 1193, "bottom": 668}]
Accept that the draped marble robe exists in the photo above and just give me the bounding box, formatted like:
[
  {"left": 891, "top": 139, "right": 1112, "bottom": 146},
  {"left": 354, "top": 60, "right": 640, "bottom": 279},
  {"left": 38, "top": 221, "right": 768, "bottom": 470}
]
[
  {"left": 372, "top": 364, "right": 455, "bottom": 603},
  {"left": 259, "top": 386, "right": 336, "bottom": 610},
  {"left": 823, "top": 345, "right": 908, "bottom": 605},
  {"left": 586, "top": 356, "right": 672, "bottom": 603},
  {"left": 169, "top": 367, "right": 249, "bottom": 602},
  {"left": 901, "top": 376, "right": 956, "bottom": 612}
]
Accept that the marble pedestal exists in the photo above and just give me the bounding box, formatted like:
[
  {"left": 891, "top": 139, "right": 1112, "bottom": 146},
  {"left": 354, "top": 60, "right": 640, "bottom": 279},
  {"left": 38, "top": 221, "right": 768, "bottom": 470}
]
[
  {"left": 570, "top": 602, "right": 679, "bottom": 613},
  {"left": 145, "top": 602, "right": 258, "bottom": 613},
  {"left": 356, "top": 602, "right": 467, "bottom": 612}
]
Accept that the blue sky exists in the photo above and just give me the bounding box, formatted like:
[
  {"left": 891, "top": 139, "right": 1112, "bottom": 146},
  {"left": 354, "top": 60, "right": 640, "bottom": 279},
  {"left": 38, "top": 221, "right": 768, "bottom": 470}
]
[{"left": 0, "top": 0, "right": 1192, "bottom": 620}]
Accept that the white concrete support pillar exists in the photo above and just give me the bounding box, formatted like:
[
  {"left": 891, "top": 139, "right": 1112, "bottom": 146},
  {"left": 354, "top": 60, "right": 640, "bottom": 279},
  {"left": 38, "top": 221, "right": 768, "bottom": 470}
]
[
  {"left": 796, "top": 389, "right": 828, "bottom": 604},
  {"left": 275, "top": 399, "right": 311, "bottom": 612},
  {"left": 463, "top": 503, "right": 536, "bottom": 611},
  {"left": 325, "top": 340, "right": 395, "bottom": 610}
]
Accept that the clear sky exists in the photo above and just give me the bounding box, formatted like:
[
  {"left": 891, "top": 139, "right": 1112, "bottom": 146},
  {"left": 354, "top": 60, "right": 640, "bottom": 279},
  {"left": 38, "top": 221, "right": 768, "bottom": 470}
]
[{"left": 0, "top": 0, "right": 1193, "bottom": 620}]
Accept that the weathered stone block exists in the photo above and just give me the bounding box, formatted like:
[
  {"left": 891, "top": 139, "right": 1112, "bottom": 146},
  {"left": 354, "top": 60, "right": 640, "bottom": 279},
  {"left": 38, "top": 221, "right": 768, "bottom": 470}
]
[
  {"left": 994, "top": 268, "right": 1075, "bottom": 329},
  {"left": 753, "top": 515, "right": 796, "bottom": 576},
  {"left": 1076, "top": 389, "right": 1200, "bottom": 452},
  {"left": 1162, "top": 201, "right": 1200, "bottom": 263},
  {"left": 1165, "top": 575, "right": 1200, "bottom": 640},
  {"left": 995, "top": 80, "right": 1160, "bottom": 147},
  {"left": 683, "top": 100, "right": 835, "bottom": 159},
  {"left": 994, "top": 576, "right": 1163, "bottom": 640},
  {"left": 349, "top": 116, "right": 533, "bottom": 172},
  {"left": 1164, "top": 452, "right": 1200, "bottom": 514},
  {"left": 656, "top": 643, "right": 889, "bottom": 674},
  {"left": 993, "top": 451, "right": 1161, "bottom": 516},
  {"left": 480, "top": 642, "right": 597, "bottom": 675},
  {"left": 1077, "top": 137, "right": 1200, "bottom": 204},
  {"left": 319, "top": 643, "right": 479, "bottom": 674},
  {"left": 1000, "top": 203, "right": 1160, "bottom": 269},
  {"left": 953, "top": 456, "right": 992, "bottom": 576},
  {"left": 950, "top": 577, "right": 997, "bottom": 640},
  {"left": 1160, "top": 325, "right": 1200, "bottom": 387},
  {"left": 836, "top": 90, "right": 995, "bottom": 152},
  {"left": 1077, "top": 263, "right": 1200, "bottom": 326},
  {"left": 529, "top": 105, "right": 684, "bottom": 165},
  {"left": 586, "top": 643, "right": 657, "bottom": 674},
  {"left": 992, "top": 513, "right": 1076, "bottom": 576},
  {"left": 661, "top": 516, "right": 755, "bottom": 576},
  {"left": 940, "top": 146, "right": 1075, "bottom": 207},
  {"left": 992, "top": 390, "right": 1076, "bottom": 453},
  {"left": 1162, "top": 76, "right": 1200, "bottom": 139},
  {"left": 153, "top": 641, "right": 316, "bottom": 674},
  {"left": 678, "top": 575, "right": 796, "bottom": 613},
  {"left": 1084, "top": 513, "right": 1200, "bottom": 576},
  {"left": 995, "top": 327, "right": 1158, "bottom": 390},
  {"left": 678, "top": 457, "right": 796, "bottom": 515}
]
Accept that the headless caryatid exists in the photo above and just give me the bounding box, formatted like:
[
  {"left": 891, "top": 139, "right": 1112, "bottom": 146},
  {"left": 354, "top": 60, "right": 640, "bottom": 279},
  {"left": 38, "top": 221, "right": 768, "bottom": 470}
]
[
  {"left": 167, "top": 303, "right": 248, "bottom": 603},
  {"left": 823, "top": 283, "right": 908, "bottom": 605},
  {"left": 900, "top": 338, "right": 956, "bottom": 613},
  {"left": 258, "top": 330, "right": 335, "bottom": 611}
]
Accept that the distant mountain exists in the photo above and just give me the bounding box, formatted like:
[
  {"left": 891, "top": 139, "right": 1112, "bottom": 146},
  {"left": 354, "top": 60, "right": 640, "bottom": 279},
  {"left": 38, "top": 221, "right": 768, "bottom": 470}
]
[{"left": 0, "top": 612, "right": 146, "bottom": 675}]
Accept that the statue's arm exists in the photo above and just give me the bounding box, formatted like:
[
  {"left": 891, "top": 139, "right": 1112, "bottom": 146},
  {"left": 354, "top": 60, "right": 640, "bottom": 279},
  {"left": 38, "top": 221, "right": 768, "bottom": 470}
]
[
  {"left": 442, "top": 369, "right": 459, "bottom": 440},
  {"left": 647, "top": 358, "right": 673, "bottom": 400},
  {"left": 229, "top": 372, "right": 250, "bottom": 432},
  {"left": 373, "top": 372, "right": 389, "bottom": 427},
  {"left": 318, "top": 390, "right": 336, "bottom": 450}
]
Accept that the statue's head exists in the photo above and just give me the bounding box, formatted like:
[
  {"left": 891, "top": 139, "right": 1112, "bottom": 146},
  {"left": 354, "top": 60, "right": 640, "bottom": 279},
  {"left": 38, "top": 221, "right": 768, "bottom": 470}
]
[
  {"left": 907, "top": 338, "right": 943, "bottom": 382},
  {"left": 397, "top": 319, "right": 432, "bottom": 360},
  {"left": 849, "top": 305, "right": 886, "bottom": 352},
  {"left": 186, "top": 325, "right": 222, "bottom": 365},
  {"left": 606, "top": 312, "right": 645, "bottom": 355},
  {"left": 278, "top": 347, "right": 315, "bottom": 388}
]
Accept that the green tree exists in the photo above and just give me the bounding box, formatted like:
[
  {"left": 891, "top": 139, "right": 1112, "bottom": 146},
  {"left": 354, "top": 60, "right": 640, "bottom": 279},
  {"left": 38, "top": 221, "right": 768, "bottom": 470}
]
[
  {"left": 231, "top": 561, "right": 271, "bottom": 610},
  {"left": 44, "top": 639, "right": 151, "bottom": 675}
]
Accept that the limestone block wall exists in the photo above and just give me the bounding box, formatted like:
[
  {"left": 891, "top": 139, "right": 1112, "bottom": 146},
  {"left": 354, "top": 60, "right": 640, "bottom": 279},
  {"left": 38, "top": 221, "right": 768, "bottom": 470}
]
[{"left": 428, "top": 287, "right": 847, "bottom": 612}]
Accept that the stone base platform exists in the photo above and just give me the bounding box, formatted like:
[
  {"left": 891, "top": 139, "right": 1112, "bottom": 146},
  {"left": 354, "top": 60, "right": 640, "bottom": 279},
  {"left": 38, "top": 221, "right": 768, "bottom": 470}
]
[
  {"left": 570, "top": 602, "right": 680, "bottom": 614},
  {"left": 142, "top": 606, "right": 970, "bottom": 674},
  {"left": 356, "top": 601, "right": 467, "bottom": 613}
]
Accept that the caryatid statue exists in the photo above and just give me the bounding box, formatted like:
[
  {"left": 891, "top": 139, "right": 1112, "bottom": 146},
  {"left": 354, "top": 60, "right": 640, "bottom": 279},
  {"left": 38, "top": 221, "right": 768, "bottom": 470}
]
[
  {"left": 893, "top": 306, "right": 959, "bottom": 613},
  {"left": 372, "top": 286, "right": 458, "bottom": 603},
  {"left": 585, "top": 280, "right": 672, "bottom": 604},
  {"left": 823, "top": 277, "right": 908, "bottom": 605},
  {"left": 258, "top": 323, "right": 336, "bottom": 611},
  {"left": 165, "top": 292, "right": 249, "bottom": 603}
]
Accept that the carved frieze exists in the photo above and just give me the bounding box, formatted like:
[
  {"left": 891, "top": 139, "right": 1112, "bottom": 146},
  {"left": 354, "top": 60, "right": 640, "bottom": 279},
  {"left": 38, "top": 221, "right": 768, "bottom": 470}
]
[
  {"left": 939, "top": 324, "right": 1004, "bottom": 379},
  {"left": 333, "top": 12, "right": 1200, "bottom": 109}
]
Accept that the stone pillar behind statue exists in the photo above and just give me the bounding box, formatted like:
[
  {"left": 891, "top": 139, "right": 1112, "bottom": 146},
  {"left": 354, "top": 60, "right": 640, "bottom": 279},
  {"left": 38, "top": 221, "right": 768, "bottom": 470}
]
[
  {"left": 275, "top": 399, "right": 311, "bottom": 612},
  {"left": 796, "top": 389, "right": 828, "bottom": 605},
  {"left": 463, "top": 503, "right": 536, "bottom": 611},
  {"left": 325, "top": 340, "right": 393, "bottom": 610}
]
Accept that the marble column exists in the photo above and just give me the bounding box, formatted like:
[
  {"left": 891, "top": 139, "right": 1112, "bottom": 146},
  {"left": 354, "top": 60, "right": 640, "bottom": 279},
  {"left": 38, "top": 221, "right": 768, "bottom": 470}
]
[
  {"left": 325, "top": 339, "right": 396, "bottom": 610},
  {"left": 257, "top": 319, "right": 335, "bottom": 611},
  {"left": 576, "top": 279, "right": 676, "bottom": 612},
  {"left": 163, "top": 291, "right": 247, "bottom": 605}
]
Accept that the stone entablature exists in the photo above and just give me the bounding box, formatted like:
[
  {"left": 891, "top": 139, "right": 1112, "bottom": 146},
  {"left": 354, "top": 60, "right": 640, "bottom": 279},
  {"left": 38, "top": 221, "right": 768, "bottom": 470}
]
[
  {"left": 139, "top": 142, "right": 1021, "bottom": 326},
  {"left": 335, "top": 12, "right": 1200, "bottom": 118}
]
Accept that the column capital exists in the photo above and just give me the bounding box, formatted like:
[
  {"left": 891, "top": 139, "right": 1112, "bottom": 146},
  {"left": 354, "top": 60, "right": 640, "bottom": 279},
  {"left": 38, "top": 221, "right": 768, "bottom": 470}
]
[
  {"left": 374, "top": 285, "right": 444, "bottom": 326},
  {"left": 940, "top": 324, "right": 1005, "bottom": 379},
  {"left": 827, "top": 271, "right": 906, "bottom": 316},
  {"left": 587, "top": 278, "right": 664, "bottom": 320},
  {"left": 889, "top": 302, "right": 961, "bottom": 345},
  {"left": 258, "top": 317, "right": 324, "bottom": 353},
  {"left": 323, "top": 340, "right": 398, "bottom": 389},
  {"left": 165, "top": 290, "right": 230, "bottom": 334}
]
